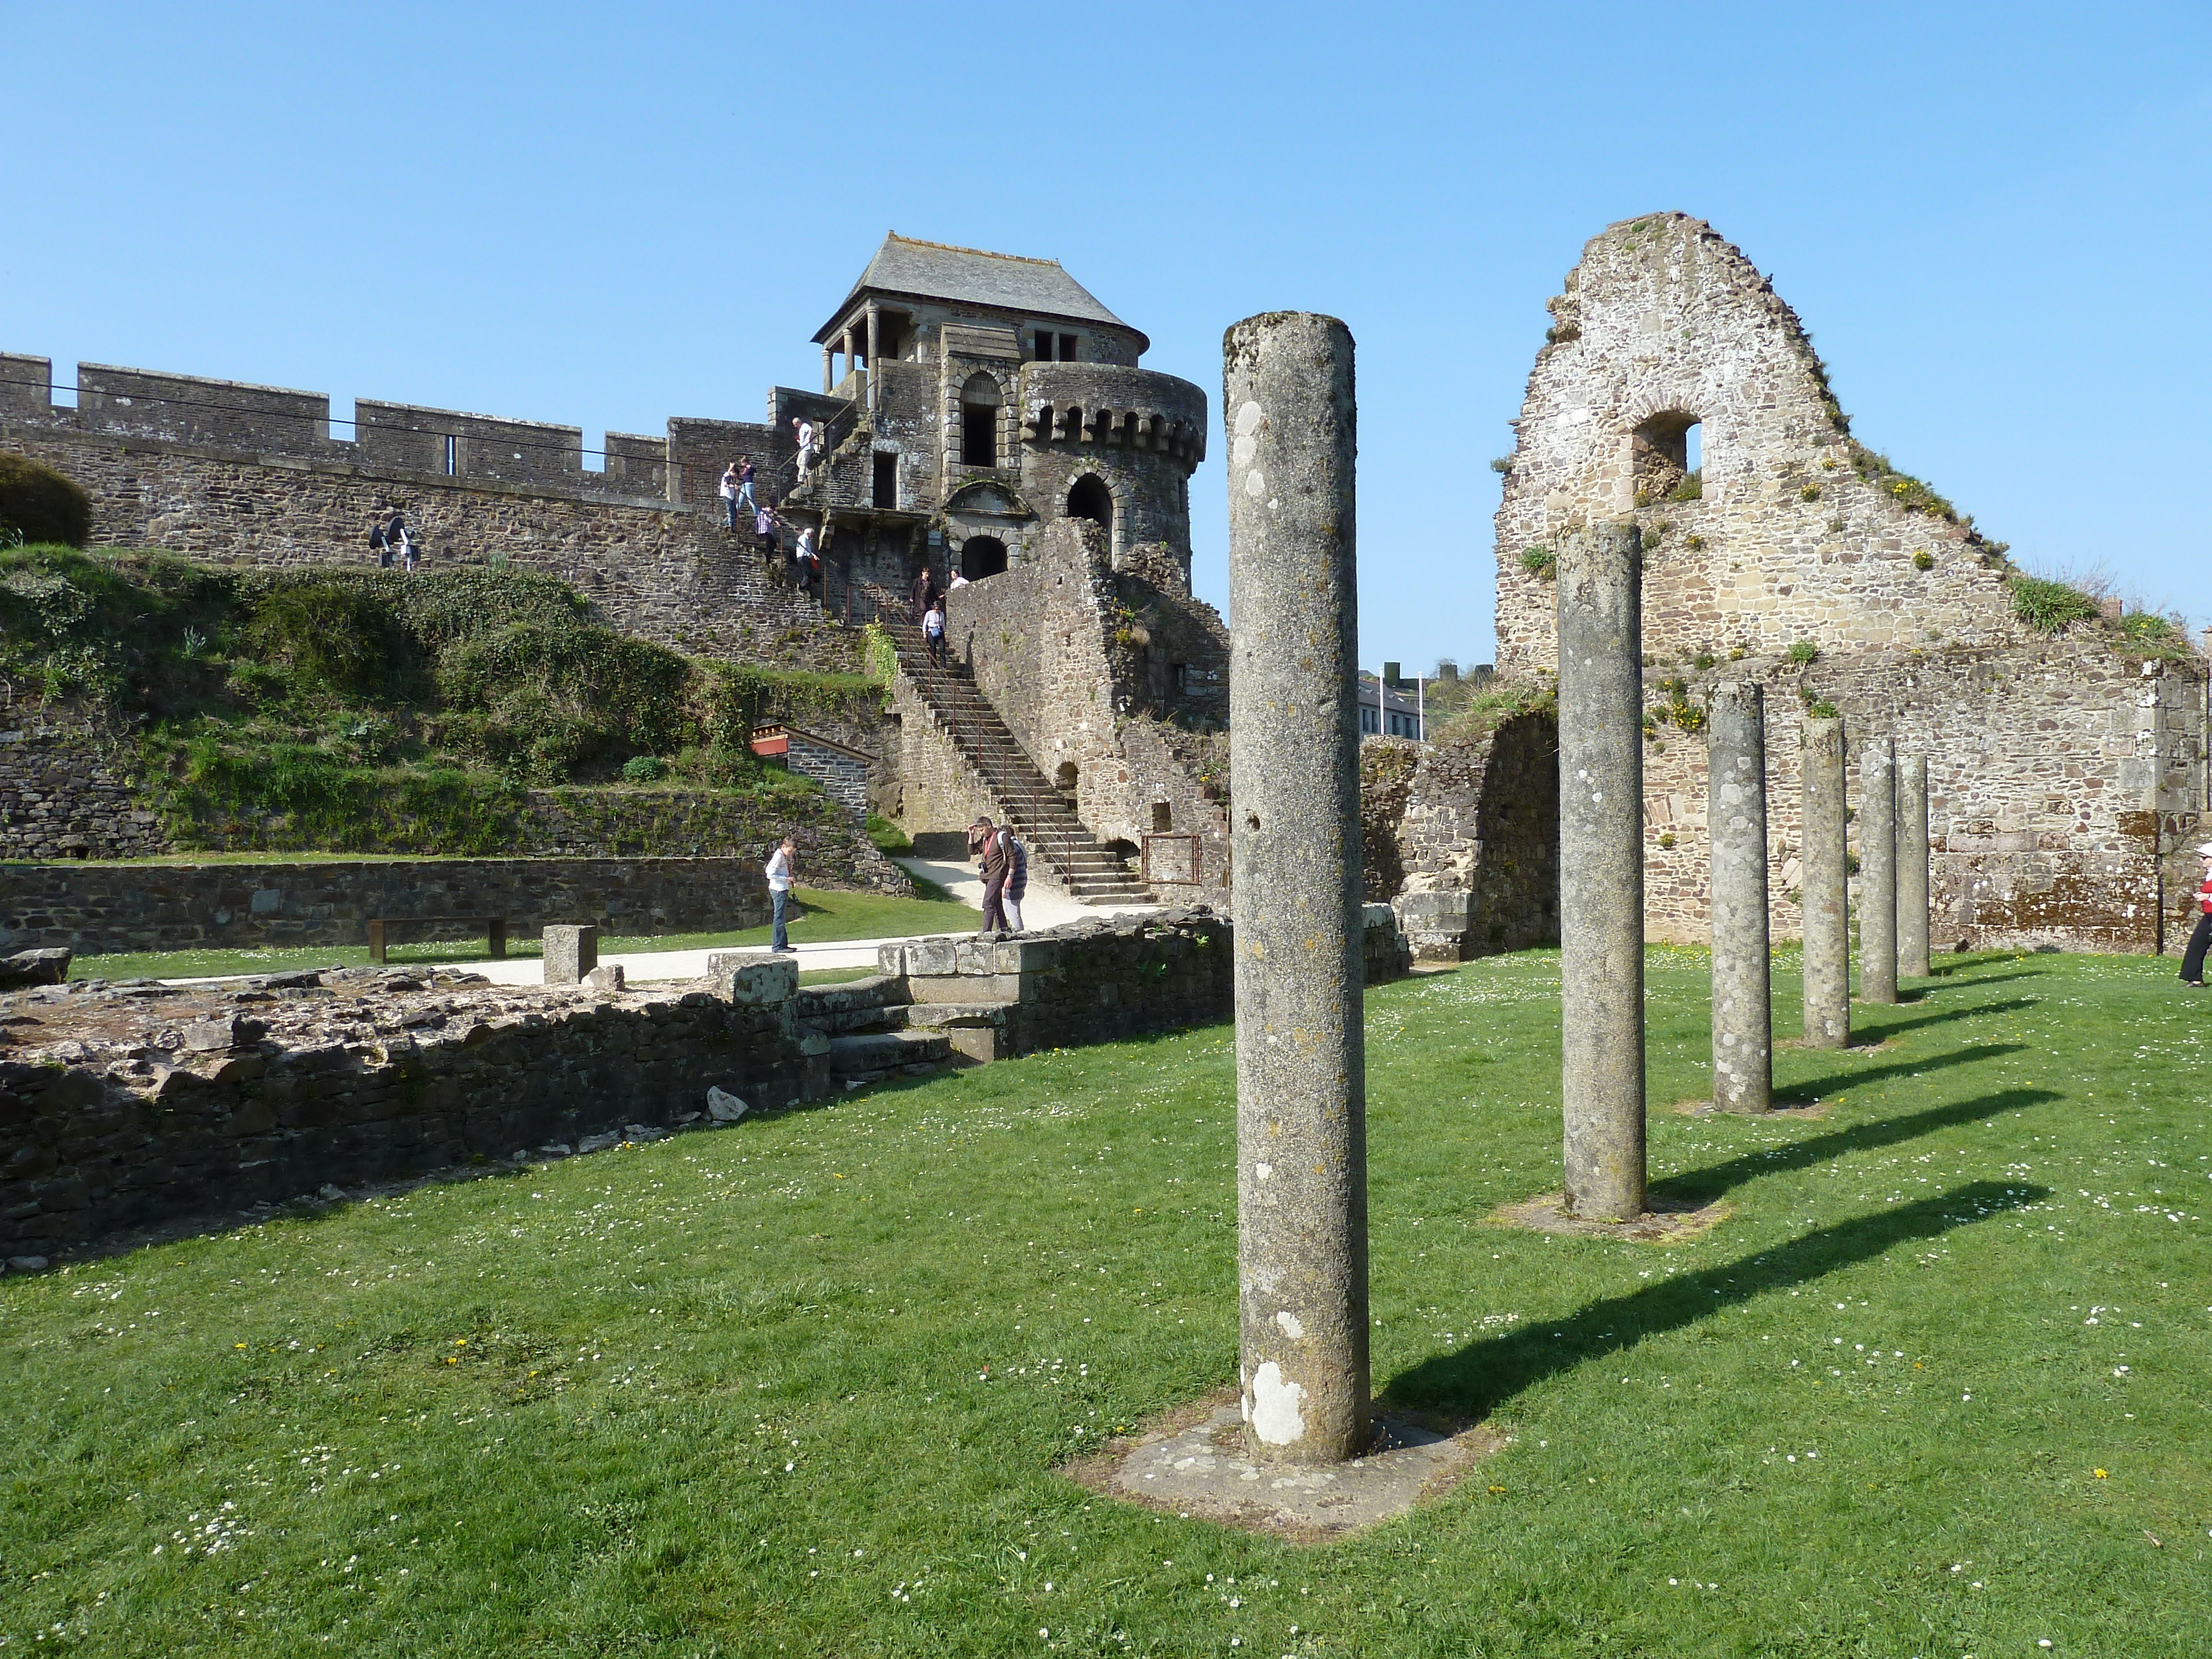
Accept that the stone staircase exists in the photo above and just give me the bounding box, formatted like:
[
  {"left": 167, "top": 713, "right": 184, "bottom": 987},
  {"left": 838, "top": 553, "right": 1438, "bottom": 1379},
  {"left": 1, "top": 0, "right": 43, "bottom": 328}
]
[
  {"left": 864, "top": 592, "right": 1152, "bottom": 906},
  {"left": 794, "top": 972, "right": 992, "bottom": 1087}
]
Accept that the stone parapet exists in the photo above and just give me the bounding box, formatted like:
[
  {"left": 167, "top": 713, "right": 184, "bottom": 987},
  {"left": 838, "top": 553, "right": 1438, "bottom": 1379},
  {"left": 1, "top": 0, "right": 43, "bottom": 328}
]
[{"left": 0, "top": 963, "right": 815, "bottom": 1261}]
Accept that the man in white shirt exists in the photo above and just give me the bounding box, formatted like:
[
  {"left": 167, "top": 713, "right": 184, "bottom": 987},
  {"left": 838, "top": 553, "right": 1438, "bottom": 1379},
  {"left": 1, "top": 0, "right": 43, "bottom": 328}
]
[
  {"left": 794, "top": 417, "right": 817, "bottom": 475},
  {"left": 765, "top": 836, "right": 796, "bottom": 952}
]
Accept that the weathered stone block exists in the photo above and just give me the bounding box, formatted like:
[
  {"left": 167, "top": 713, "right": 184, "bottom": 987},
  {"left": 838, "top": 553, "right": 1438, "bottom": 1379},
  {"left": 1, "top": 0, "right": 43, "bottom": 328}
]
[
  {"left": 543, "top": 925, "right": 599, "bottom": 985},
  {"left": 906, "top": 938, "right": 959, "bottom": 977},
  {"left": 707, "top": 951, "right": 796, "bottom": 1007}
]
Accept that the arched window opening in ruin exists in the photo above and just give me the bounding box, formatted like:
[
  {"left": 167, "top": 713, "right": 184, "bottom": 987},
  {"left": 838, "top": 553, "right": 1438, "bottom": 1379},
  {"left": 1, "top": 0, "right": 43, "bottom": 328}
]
[
  {"left": 1067, "top": 474, "right": 1112, "bottom": 529},
  {"left": 1631, "top": 411, "right": 1703, "bottom": 504},
  {"left": 961, "top": 373, "right": 1000, "bottom": 468},
  {"left": 961, "top": 536, "right": 1008, "bottom": 581},
  {"left": 1056, "top": 761, "right": 1079, "bottom": 795}
]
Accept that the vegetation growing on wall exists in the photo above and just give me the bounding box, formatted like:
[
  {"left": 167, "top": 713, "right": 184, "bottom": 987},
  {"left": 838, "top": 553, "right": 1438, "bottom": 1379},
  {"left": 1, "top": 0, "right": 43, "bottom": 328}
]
[
  {"left": 0, "top": 546, "right": 871, "bottom": 852},
  {"left": 2006, "top": 573, "right": 2101, "bottom": 636}
]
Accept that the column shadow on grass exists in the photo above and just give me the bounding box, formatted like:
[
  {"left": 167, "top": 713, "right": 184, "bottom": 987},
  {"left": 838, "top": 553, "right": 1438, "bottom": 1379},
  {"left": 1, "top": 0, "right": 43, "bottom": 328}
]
[
  {"left": 1388, "top": 1180, "right": 2048, "bottom": 1421},
  {"left": 1846, "top": 998, "right": 2039, "bottom": 1039},
  {"left": 1776, "top": 1040, "right": 2024, "bottom": 1105},
  {"left": 1652, "top": 1087, "right": 2060, "bottom": 1207}
]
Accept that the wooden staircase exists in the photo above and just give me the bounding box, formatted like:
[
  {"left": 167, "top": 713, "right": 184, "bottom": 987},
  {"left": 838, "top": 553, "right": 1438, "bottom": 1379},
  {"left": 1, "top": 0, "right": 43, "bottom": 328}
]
[{"left": 865, "top": 591, "right": 1152, "bottom": 906}]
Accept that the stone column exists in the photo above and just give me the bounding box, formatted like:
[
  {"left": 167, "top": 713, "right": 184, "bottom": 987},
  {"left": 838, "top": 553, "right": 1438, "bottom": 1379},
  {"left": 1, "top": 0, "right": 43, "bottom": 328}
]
[
  {"left": 1224, "top": 311, "right": 1369, "bottom": 1465},
  {"left": 1556, "top": 521, "right": 1646, "bottom": 1219},
  {"left": 1708, "top": 681, "right": 1771, "bottom": 1112},
  {"left": 821, "top": 345, "right": 833, "bottom": 395},
  {"left": 1898, "top": 754, "right": 1931, "bottom": 977},
  {"left": 1801, "top": 716, "right": 1851, "bottom": 1048},
  {"left": 1860, "top": 737, "right": 1898, "bottom": 1004},
  {"left": 865, "top": 302, "right": 881, "bottom": 413}
]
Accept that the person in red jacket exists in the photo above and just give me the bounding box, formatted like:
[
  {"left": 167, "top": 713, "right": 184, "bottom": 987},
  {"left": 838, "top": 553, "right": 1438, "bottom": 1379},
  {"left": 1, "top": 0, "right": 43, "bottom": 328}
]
[{"left": 2182, "top": 842, "right": 2212, "bottom": 988}]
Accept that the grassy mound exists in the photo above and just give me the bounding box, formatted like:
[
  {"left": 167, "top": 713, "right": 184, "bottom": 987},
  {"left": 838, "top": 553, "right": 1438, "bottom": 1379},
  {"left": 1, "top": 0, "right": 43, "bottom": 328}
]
[
  {"left": 0, "top": 546, "right": 883, "bottom": 853},
  {"left": 3, "top": 948, "right": 2203, "bottom": 1653}
]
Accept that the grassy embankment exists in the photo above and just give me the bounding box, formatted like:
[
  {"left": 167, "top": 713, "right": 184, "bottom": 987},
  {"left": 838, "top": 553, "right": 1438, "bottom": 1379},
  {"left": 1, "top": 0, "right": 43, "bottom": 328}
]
[
  {"left": 0, "top": 545, "right": 879, "bottom": 855},
  {"left": 3, "top": 948, "right": 2206, "bottom": 1655}
]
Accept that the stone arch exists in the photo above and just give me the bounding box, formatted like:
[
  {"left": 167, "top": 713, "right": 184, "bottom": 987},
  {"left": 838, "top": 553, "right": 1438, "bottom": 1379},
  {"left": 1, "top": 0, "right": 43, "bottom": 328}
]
[
  {"left": 1055, "top": 760, "right": 1079, "bottom": 795},
  {"left": 1066, "top": 473, "right": 1113, "bottom": 529}
]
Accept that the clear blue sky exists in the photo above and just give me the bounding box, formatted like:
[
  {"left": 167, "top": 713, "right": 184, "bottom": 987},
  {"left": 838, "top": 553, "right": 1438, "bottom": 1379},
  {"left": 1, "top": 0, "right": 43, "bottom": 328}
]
[{"left": 6, "top": 2, "right": 2206, "bottom": 671}]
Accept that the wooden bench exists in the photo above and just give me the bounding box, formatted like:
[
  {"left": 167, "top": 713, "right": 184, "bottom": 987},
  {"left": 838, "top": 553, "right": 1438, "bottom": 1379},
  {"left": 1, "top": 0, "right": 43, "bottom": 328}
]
[{"left": 366, "top": 917, "right": 507, "bottom": 964}]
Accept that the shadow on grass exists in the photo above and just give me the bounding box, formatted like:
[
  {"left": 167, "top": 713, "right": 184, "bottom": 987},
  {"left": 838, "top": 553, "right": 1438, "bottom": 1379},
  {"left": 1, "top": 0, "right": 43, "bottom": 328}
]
[
  {"left": 1920, "top": 969, "right": 2053, "bottom": 995},
  {"left": 1850, "top": 998, "right": 2039, "bottom": 1037},
  {"left": 1387, "top": 1180, "right": 2048, "bottom": 1421},
  {"left": 1777, "top": 1041, "right": 2024, "bottom": 1106},
  {"left": 1652, "top": 1087, "right": 2060, "bottom": 1206}
]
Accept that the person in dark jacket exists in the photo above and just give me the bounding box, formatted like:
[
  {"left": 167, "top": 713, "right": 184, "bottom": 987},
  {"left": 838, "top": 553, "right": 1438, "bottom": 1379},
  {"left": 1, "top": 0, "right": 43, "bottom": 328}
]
[
  {"left": 909, "top": 565, "right": 933, "bottom": 619},
  {"left": 2180, "top": 842, "right": 2212, "bottom": 988},
  {"left": 974, "top": 815, "right": 1009, "bottom": 938}
]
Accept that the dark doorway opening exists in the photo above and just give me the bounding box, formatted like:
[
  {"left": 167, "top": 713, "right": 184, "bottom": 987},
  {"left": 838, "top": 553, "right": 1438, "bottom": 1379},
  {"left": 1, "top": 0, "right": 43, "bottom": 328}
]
[
  {"left": 961, "top": 537, "right": 1008, "bottom": 580},
  {"left": 961, "top": 373, "right": 1000, "bottom": 468},
  {"left": 1067, "top": 474, "right": 1112, "bottom": 529},
  {"left": 873, "top": 453, "right": 898, "bottom": 509}
]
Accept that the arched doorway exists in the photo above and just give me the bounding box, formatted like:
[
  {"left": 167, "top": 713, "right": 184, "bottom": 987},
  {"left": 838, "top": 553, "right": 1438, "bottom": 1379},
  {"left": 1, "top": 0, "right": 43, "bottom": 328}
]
[
  {"left": 1055, "top": 760, "right": 1079, "bottom": 796},
  {"left": 960, "top": 373, "right": 1001, "bottom": 468},
  {"left": 961, "top": 536, "right": 1008, "bottom": 580},
  {"left": 1066, "top": 473, "right": 1112, "bottom": 529}
]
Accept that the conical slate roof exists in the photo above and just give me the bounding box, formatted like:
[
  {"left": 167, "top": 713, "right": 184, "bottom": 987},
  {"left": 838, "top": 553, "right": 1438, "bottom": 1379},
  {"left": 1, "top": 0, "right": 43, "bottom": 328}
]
[{"left": 814, "top": 234, "right": 1141, "bottom": 348}]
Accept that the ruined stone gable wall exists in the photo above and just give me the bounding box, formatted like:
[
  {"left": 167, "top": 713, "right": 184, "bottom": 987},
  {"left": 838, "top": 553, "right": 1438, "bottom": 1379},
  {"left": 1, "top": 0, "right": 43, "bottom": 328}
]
[
  {"left": 1494, "top": 215, "right": 2032, "bottom": 674},
  {"left": 1483, "top": 214, "right": 2209, "bottom": 953}
]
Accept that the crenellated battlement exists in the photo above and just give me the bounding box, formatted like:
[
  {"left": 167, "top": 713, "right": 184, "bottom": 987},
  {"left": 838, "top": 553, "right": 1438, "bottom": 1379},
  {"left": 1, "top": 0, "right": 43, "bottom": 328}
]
[{"left": 1018, "top": 363, "right": 1207, "bottom": 466}]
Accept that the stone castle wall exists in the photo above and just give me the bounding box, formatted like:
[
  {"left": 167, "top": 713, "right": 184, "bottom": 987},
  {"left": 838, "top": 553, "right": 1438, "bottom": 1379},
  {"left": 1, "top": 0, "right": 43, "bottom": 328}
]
[
  {"left": 0, "top": 857, "right": 774, "bottom": 958},
  {"left": 0, "top": 718, "right": 168, "bottom": 861},
  {"left": 0, "top": 353, "right": 855, "bottom": 671},
  {"left": 1479, "top": 214, "right": 2209, "bottom": 953}
]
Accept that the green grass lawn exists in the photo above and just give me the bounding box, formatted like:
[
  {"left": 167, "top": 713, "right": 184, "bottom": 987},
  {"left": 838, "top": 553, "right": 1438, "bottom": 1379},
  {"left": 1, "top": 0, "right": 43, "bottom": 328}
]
[
  {"left": 3, "top": 947, "right": 2206, "bottom": 1655},
  {"left": 68, "top": 886, "right": 980, "bottom": 982}
]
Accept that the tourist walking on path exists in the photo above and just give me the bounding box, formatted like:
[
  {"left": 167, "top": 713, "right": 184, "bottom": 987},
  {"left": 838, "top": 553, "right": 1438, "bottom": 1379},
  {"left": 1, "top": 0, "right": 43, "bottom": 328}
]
[
  {"left": 974, "top": 816, "right": 1010, "bottom": 937},
  {"left": 765, "top": 835, "right": 796, "bottom": 953},
  {"left": 754, "top": 503, "right": 779, "bottom": 570},
  {"left": 737, "top": 456, "right": 757, "bottom": 512},
  {"left": 923, "top": 600, "right": 947, "bottom": 670},
  {"left": 2180, "top": 842, "right": 2212, "bottom": 987},
  {"left": 999, "top": 825, "right": 1028, "bottom": 935},
  {"left": 909, "top": 564, "right": 932, "bottom": 619},
  {"left": 369, "top": 517, "right": 393, "bottom": 567},
  {"left": 719, "top": 463, "right": 742, "bottom": 530},
  {"left": 793, "top": 526, "right": 820, "bottom": 596},
  {"left": 793, "top": 416, "right": 817, "bottom": 476}
]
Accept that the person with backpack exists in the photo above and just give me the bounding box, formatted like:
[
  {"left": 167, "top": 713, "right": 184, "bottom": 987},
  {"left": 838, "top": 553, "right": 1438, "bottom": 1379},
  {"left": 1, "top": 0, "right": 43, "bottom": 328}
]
[
  {"left": 998, "top": 825, "right": 1028, "bottom": 935},
  {"left": 2180, "top": 842, "right": 2212, "bottom": 988},
  {"left": 923, "top": 600, "right": 947, "bottom": 670}
]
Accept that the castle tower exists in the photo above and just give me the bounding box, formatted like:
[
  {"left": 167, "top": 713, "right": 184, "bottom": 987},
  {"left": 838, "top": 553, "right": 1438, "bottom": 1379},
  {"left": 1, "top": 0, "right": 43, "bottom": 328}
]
[{"left": 786, "top": 235, "right": 1205, "bottom": 595}]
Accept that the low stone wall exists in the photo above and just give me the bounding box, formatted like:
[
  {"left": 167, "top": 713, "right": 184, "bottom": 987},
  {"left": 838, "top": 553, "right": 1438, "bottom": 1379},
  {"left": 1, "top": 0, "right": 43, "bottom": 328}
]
[
  {"left": 1387, "top": 707, "right": 1561, "bottom": 962},
  {"left": 0, "top": 857, "right": 771, "bottom": 957},
  {"left": 876, "top": 905, "right": 1410, "bottom": 1060},
  {"left": 0, "top": 957, "right": 815, "bottom": 1260}
]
